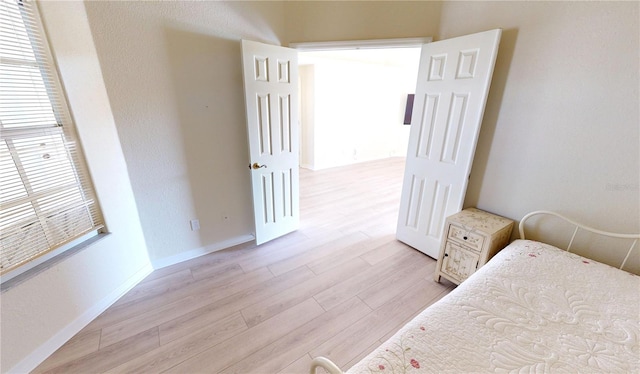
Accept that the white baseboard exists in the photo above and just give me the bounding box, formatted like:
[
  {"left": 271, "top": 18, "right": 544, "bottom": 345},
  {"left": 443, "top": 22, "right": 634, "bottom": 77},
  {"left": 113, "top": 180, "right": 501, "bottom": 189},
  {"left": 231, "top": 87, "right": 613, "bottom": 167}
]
[
  {"left": 151, "top": 234, "right": 255, "bottom": 270},
  {"left": 8, "top": 236, "right": 255, "bottom": 373},
  {"left": 7, "top": 264, "right": 153, "bottom": 374},
  {"left": 300, "top": 163, "right": 316, "bottom": 170}
]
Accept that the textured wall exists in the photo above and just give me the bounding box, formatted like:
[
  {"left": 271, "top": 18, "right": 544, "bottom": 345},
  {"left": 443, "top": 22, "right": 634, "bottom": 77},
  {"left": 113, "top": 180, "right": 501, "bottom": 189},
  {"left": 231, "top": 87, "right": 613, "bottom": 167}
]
[
  {"left": 286, "top": 1, "right": 639, "bottom": 270},
  {"left": 5, "top": 2, "right": 639, "bottom": 370},
  {"left": 284, "top": 1, "right": 442, "bottom": 43},
  {"left": 1, "top": 2, "right": 151, "bottom": 372},
  {"left": 82, "top": 0, "right": 638, "bottom": 267},
  {"left": 82, "top": 1, "right": 441, "bottom": 264},
  {"left": 83, "top": 2, "right": 286, "bottom": 263},
  {"left": 436, "top": 2, "right": 639, "bottom": 227},
  {"left": 439, "top": 2, "right": 639, "bottom": 270}
]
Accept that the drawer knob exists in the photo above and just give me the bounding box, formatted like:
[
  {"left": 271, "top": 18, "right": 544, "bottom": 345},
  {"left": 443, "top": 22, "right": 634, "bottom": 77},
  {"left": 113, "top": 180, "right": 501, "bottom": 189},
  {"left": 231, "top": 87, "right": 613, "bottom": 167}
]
[
  {"left": 463, "top": 236, "right": 468, "bottom": 240},
  {"left": 444, "top": 253, "right": 449, "bottom": 257}
]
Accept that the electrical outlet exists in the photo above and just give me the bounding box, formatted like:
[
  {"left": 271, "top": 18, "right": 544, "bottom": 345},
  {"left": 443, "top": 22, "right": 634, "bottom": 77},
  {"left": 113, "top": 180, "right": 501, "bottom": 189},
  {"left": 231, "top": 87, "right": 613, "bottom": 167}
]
[{"left": 190, "top": 219, "right": 200, "bottom": 231}]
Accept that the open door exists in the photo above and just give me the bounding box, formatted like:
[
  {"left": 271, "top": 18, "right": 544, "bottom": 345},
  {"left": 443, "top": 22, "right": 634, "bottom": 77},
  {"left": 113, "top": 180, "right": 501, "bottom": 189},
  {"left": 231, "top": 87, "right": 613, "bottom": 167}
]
[
  {"left": 241, "top": 40, "right": 300, "bottom": 245},
  {"left": 396, "top": 29, "right": 502, "bottom": 258}
]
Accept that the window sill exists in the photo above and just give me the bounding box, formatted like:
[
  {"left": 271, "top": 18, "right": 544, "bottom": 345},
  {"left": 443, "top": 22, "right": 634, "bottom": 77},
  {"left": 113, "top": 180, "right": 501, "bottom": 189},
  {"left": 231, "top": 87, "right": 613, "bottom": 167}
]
[{"left": 1, "top": 232, "right": 110, "bottom": 293}]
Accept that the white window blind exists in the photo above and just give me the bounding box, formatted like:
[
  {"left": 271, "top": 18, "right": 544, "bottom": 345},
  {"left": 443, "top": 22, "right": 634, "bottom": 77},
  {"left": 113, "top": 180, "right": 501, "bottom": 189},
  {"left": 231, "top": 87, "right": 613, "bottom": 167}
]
[{"left": 0, "top": 0, "right": 104, "bottom": 276}]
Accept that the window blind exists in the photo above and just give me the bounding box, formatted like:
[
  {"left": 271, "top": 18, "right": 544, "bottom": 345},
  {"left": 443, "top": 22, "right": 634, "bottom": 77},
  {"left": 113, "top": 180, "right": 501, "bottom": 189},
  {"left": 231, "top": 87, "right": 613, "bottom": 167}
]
[{"left": 0, "top": 0, "right": 104, "bottom": 275}]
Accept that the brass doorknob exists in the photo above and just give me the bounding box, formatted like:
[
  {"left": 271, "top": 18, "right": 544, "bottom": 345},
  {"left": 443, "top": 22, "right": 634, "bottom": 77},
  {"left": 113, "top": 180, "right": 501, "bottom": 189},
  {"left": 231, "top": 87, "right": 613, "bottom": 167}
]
[{"left": 251, "top": 162, "right": 267, "bottom": 169}]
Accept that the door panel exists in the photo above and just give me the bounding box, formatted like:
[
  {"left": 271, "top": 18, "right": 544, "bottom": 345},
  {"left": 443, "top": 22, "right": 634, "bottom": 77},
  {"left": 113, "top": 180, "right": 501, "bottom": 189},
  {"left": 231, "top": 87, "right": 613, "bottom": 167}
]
[
  {"left": 397, "top": 29, "right": 501, "bottom": 258},
  {"left": 442, "top": 242, "right": 480, "bottom": 282},
  {"left": 242, "top": 40, "right": 299, "bottom": 245}
]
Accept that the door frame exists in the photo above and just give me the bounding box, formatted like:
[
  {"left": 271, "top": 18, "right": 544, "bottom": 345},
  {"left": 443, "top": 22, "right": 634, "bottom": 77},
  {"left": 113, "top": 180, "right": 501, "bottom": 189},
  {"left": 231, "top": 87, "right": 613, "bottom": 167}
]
[
  {"left": 289, "top": 37, "right": 432, "bottom": 51},
  {"left": 292, "top": 36, "right": 432, "bottom": 171}
]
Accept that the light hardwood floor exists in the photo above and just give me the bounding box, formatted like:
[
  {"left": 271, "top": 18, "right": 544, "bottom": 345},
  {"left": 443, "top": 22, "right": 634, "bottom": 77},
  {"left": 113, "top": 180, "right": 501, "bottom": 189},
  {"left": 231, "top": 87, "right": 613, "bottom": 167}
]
[{"left": 34, "top": 157, "right": 454, "bottom": 374}]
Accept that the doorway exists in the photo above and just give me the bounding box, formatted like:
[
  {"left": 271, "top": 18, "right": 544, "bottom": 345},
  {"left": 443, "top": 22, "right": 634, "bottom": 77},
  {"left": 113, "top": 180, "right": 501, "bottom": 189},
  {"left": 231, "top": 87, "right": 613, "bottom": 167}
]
[{"left": 297, "top": 47, "right": 421, "bottom": 171}]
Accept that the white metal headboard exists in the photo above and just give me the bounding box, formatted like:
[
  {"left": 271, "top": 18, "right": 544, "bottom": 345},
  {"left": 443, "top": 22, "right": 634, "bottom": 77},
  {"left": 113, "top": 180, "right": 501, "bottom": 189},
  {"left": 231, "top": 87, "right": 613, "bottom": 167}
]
[{"left": 519, "top": 210, "right": 639, "bottom": 270}]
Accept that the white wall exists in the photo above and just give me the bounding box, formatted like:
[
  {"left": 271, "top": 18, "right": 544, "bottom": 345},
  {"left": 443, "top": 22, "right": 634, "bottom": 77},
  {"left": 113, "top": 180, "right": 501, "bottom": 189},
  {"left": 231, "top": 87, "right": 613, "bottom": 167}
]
[
  {"left": 299, "top": 50, "right": 419, "bottom": 170},
  {"left": 82, "top": 1, "right": 286, "bottom": 265},
  {"left": 286, "top": 1, "right": 640, "bottom": 270},
  {"left": 299, "top": 65, "right": 316, "bottom": 169},
  {"left": 4, "top": 1, "right": 638, "bottom": 371},
  {"left": 79, "top": 1, "right": 440, "bottom": 264},
  {"left": 437, "top": 2, "right": 639, "bottom": 240},
  {"left": 0, "top": 2, "right": 151, "bottom": 372},
  {"left": 285, "top": 1, "right": 442, "bottom": 43},
  {"left": 72, "top": 0, "right": 638, "bottom": 268}
]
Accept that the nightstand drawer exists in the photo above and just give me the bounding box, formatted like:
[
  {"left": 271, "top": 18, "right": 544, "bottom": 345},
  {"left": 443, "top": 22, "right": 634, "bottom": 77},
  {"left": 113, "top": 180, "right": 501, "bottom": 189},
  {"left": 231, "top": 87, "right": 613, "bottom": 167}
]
[{"left": 448, "top": 224, "right": 484, "bottom": 252}]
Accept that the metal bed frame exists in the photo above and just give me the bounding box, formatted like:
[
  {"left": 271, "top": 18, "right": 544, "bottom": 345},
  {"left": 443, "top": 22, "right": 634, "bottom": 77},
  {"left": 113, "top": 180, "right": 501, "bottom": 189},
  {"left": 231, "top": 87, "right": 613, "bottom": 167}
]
[
  {"left": 518, "top": 210, "right": 638, "bottom": 270},
  {"left": 310, "top": 210, "right": 639, "bottom": 374}
]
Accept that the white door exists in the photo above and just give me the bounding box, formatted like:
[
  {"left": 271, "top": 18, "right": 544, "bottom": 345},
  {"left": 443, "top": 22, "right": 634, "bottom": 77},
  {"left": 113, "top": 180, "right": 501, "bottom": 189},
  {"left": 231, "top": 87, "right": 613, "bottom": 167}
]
[
  {"left": 241, "top": 40, "right": 300, "bottom": 245},
  {"left": 396, "top": 29, "right": 502, "bottom": 258}
]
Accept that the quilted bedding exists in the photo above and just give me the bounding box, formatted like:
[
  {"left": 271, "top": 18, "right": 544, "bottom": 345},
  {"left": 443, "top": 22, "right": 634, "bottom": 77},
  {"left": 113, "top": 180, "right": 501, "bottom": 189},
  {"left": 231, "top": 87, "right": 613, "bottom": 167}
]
[{"left": 346, "top": 240, "right": 640, "bottom": 373}]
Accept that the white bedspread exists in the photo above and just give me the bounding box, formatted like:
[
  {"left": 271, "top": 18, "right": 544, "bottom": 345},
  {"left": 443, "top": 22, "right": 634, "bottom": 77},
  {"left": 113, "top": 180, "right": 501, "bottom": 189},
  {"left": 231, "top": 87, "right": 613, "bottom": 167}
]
[{"left": 346, "top": 240, "right": 640, "bottom": 373}]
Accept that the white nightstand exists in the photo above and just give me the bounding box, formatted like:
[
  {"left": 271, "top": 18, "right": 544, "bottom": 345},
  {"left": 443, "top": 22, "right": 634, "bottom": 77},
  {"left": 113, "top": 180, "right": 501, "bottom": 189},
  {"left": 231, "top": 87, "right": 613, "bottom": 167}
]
[{"left": 434, "top": 208, "right": 514, "bottom": 285}]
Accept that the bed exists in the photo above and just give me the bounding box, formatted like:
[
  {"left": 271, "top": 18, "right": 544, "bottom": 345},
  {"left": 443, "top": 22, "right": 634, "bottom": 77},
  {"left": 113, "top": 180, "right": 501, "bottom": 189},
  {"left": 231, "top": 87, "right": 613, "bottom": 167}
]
[{"left": 310, "top": 211, "right": 640, "bottom": 373}]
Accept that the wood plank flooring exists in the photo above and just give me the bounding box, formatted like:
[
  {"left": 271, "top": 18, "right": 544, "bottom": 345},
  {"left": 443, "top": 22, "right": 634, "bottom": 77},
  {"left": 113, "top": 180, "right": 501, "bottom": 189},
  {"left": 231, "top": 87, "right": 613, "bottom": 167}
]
[{"left": 34, "top": 157, "right": 454, "bottom": 374}]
